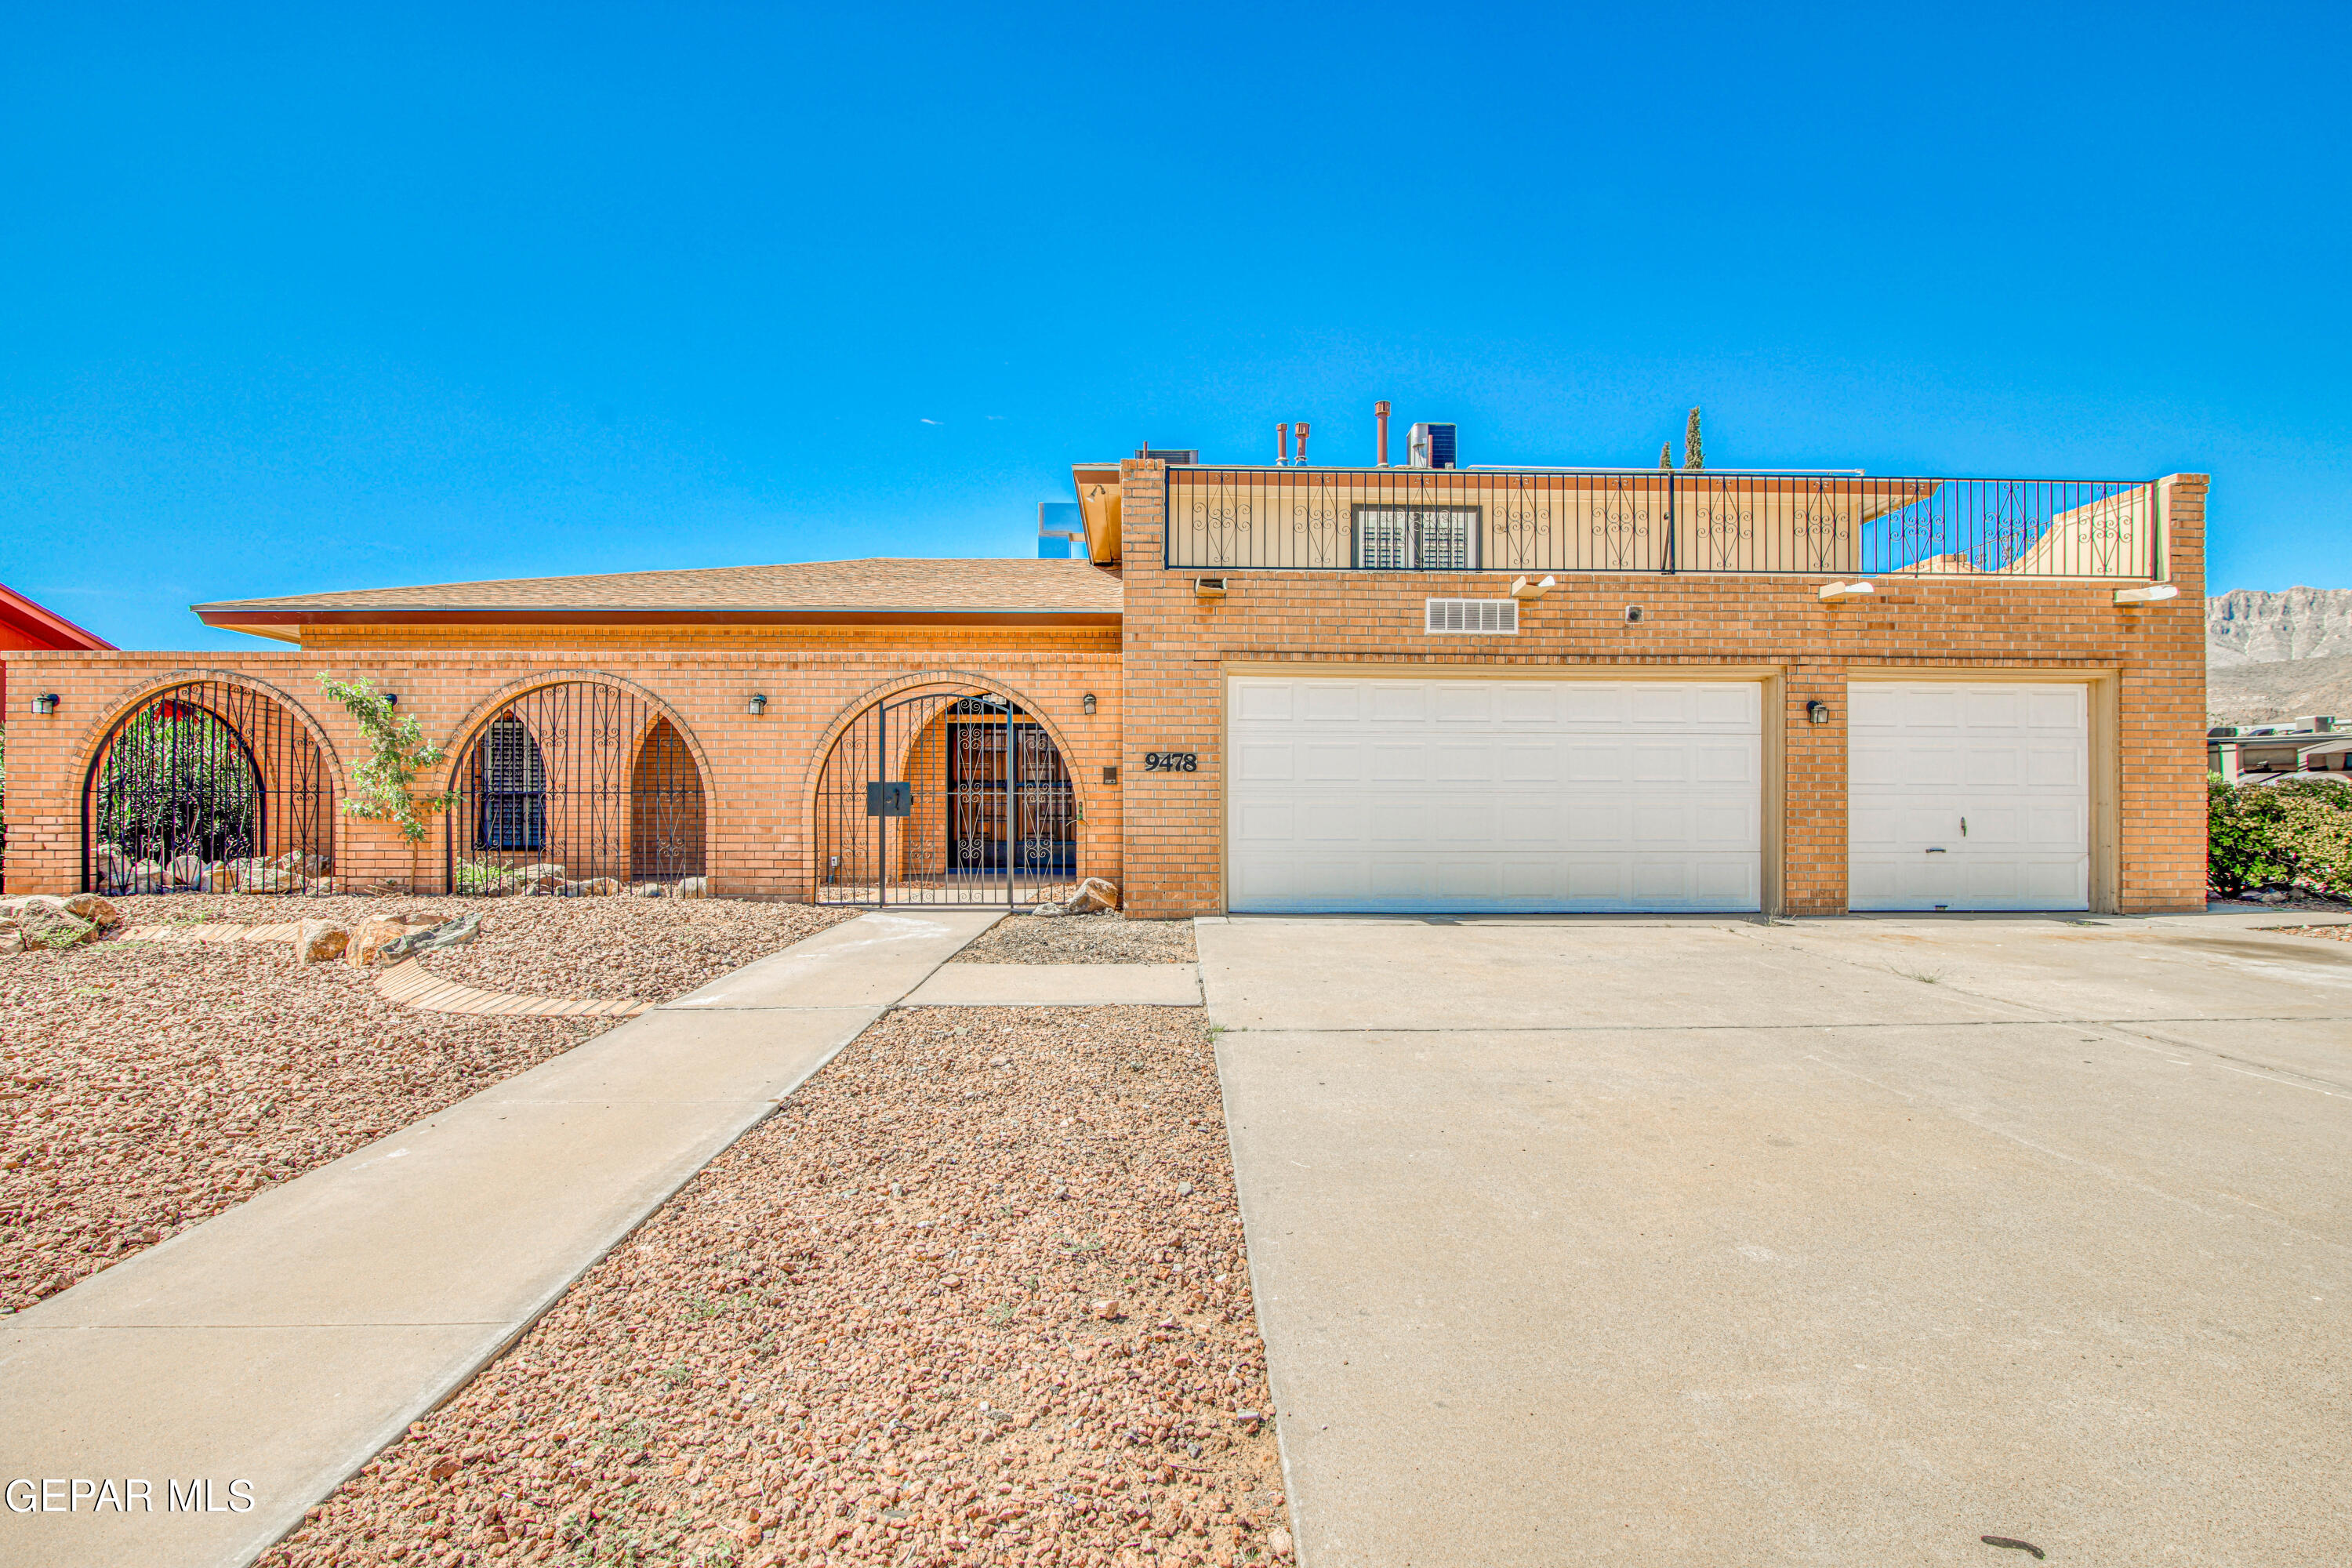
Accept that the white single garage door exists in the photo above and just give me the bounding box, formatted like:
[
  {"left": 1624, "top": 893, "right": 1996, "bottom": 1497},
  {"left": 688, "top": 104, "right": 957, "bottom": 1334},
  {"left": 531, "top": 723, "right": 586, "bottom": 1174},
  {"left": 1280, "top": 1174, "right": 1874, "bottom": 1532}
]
[
  {"left": 1226, "top": 676, "right": 1762, "bottom": 913},
  {"left": 1848, "top": 681, "right": 2090, "bottom": 912}
]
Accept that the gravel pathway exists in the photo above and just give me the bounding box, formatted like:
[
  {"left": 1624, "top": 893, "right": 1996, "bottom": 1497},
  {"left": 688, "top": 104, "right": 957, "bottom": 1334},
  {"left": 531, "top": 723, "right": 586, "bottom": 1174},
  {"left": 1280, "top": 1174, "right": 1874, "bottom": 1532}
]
[
  {"left": 0, "top": 897, "right": 854, "bottom": 1312},
  {"left": 951, "top": 913, "right": 1197, "bottom": 967},
  {"left": 264, "top": 1005, "right": 1291, "bottom": 1568}
]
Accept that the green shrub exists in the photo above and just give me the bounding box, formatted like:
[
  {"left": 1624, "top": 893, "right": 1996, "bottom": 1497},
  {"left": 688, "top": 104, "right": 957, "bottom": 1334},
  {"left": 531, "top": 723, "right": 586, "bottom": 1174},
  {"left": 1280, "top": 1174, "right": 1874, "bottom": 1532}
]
[{"left": 2209, "top": 774, "right": 2352, "bottom": 895}]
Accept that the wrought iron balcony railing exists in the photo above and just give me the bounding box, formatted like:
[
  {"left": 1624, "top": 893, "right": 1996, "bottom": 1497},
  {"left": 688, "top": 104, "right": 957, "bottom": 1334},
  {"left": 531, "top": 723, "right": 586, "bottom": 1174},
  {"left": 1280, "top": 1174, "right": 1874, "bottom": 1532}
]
[{"left": 1162, "top": 466, "right": 2163, "bottom": 581}]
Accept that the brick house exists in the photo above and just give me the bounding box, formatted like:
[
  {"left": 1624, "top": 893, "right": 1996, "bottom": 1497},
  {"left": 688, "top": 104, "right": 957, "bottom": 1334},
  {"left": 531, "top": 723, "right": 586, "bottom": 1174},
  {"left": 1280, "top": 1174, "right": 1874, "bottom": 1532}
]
[{"left": 0, "top": 455, "right": 2208, "bottom": 916}]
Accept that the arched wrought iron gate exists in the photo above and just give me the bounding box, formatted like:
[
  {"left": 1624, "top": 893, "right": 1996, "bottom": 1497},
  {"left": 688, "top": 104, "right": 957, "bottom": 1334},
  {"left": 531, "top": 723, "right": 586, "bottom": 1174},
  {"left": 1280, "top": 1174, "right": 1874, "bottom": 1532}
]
[
  {"left": 814, "top": 690, "right": 1078, "bottom": 906},
  {"left": 82, "top": 680, "right": 336, "bottom": 895},
  {"left": 445, "top": 682, "right": 706, "bottom": 895}
]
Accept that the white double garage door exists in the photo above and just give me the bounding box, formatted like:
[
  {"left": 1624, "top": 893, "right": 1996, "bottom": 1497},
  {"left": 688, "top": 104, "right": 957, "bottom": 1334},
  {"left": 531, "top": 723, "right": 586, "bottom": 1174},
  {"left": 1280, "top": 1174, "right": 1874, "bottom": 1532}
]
[{"left": 1227, "top": 674, "right": 2088, "bottom": 914}]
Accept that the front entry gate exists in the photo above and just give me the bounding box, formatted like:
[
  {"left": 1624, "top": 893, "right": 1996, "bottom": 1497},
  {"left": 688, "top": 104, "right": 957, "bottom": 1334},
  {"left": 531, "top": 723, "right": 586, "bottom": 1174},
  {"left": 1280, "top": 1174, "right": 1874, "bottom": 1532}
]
[{"left": 815, "top": 690, "right": 1078, "bottom": 907}]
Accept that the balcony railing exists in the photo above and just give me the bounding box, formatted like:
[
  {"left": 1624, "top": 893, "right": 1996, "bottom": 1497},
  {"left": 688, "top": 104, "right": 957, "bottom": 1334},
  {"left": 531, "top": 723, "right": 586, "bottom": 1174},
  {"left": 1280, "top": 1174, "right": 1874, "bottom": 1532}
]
[{"left": 1163, "top": 467, "right": 2162, "bottom": 581}]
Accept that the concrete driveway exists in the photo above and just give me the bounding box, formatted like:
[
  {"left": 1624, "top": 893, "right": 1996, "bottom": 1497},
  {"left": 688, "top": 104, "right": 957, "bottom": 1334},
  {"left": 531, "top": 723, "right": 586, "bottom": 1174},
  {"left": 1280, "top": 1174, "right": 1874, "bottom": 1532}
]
[{"left": 1200, "top": 913, "right": 2352, "bottom": 1567}]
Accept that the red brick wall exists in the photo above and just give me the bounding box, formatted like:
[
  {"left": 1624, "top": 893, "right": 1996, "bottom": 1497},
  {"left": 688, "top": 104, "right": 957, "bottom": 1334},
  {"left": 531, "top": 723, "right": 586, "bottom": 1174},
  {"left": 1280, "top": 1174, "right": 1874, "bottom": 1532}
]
[
  {"left": 1117, "top": 459, "right": 2209, "bottom": 917},
  {"left": 1, "top": 648, "right": 1122, "bottom": 900}
]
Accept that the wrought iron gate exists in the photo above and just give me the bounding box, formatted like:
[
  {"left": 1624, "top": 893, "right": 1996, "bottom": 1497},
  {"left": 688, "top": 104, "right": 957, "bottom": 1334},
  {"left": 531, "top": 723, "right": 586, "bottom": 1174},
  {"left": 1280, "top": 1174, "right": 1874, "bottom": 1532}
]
[
  {"left": 82, "top": 679, "right": 336, "bottom": 895},
  {"left": 814, "top": 689, "right": 1078, "bottom": 906},
  {"left": 446, "top": 682, "right": 706, "bottom": 895}
]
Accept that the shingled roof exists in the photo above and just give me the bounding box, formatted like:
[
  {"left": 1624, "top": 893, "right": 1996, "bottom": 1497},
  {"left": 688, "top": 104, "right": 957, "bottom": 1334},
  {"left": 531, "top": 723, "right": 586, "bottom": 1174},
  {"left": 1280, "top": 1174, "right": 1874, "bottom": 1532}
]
[{"left": 194, "top": 557, "right": 1123, "bottom": 640}]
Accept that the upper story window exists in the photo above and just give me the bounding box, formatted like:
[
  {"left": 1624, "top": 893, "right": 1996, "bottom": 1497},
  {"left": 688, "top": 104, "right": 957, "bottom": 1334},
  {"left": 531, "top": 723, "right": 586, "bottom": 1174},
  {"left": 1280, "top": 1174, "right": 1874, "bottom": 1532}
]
[{"left": 1353, "top": 505, "right": 1481, "bottom": 570}]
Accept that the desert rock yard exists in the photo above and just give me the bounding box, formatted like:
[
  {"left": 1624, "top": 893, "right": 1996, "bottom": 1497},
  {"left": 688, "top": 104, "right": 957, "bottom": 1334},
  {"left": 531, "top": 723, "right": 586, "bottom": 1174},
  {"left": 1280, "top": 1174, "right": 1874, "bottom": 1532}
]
[
  {"left": 951, "top": 913, "right": 1197, "bottom": 966},
  {"left": 0, "top": 895, "right": 851, "bottom": 1310},
  {"left": 263, "top": 1001, "right": 1288, "bottom": 1568}
]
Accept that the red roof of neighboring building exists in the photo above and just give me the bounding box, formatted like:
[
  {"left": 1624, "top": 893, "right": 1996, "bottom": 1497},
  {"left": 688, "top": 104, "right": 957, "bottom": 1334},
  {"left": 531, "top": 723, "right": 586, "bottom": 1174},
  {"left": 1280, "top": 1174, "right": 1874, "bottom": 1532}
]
[{"left": 0, "top": 581, "right": 114, "bottom": 652}]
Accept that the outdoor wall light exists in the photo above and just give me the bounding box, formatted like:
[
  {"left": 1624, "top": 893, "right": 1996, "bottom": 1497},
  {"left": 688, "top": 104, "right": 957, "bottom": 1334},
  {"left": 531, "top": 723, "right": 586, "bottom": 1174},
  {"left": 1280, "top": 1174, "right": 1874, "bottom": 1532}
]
[
  {"left": 1509, "top": 575, "right": 1557, "bottom": 601},
  {"left": 1194, "top": 577, "right": 1228, "bottom": 599},
  {"left": 31, "top": 692, "right": 60, "bottom": 715},
  {"left": 2114, "top": 583, "right": 2180, "bottom": 606},
  {"left": 382, "top": 693, "right": 398, "bottom": 706},
  {"left": 1817, "top": 580, "right": 1875, "bottom": 602},
  {"left": 748, "top": 693, "right": 769, "bottom": 716},
  {"left": 1083, "top": 692, "right": 1097, "bottom": 716},
  {"left": 1624, "top": 605, "right": 1643, "bottom": 623},
  {"left": 1807, "top": 701, "right": 1832, "bottom": 724}
]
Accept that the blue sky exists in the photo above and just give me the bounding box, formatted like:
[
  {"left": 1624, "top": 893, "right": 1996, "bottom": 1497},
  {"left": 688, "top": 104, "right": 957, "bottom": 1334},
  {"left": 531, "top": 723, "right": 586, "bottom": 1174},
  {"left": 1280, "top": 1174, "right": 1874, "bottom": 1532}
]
[{"left": 4, "top": 1, "right": 2345, "bottom": 649}]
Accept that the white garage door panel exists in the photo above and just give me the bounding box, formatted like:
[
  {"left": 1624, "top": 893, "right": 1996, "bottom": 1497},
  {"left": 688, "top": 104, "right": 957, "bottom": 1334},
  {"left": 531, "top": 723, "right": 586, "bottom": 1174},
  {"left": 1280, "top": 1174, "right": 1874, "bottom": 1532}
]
[
  {"left": 1848, "top": 681, "right": 2089, "bottom": 912},
  {"left": 1227, "top": 677, "right": 1762, "bottom": 913}
]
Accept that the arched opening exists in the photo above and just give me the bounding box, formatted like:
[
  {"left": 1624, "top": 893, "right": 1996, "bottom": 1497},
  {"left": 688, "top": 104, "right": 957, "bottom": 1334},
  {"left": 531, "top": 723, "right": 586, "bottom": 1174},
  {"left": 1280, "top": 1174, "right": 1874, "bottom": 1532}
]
[
  {"left": 447, "top": 682, "right": 709, "bottom": 895},
  {"left": 82, "top": 680, "right": 335, "bottom": 895},
  {"left": 630, "top": 717, "right": 706, "bottom": 883},
  {"left": 812, "top": 685, "right": 1077, "bottom": 907}
]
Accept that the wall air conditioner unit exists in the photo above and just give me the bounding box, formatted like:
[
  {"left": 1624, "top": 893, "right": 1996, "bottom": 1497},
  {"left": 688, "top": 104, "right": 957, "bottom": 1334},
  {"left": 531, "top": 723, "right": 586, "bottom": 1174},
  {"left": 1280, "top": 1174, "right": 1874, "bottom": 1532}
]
[{"left": 1407, "top": 422, "right": 1457, "bottom": 470}]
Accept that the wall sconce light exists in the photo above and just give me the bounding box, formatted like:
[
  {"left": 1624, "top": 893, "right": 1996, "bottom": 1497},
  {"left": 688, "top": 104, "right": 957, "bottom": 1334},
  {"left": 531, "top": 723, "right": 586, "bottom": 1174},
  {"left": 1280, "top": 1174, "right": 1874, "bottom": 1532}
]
[
  {"left": 382, "top": 693, "right": 399, "bottom": 706},
  {"left": 2113, "top": 583, "right": 2180, "bottom": 606},
  {"left": 1194, "top": 577, "right": 1228, "bottom": 599},
  {"left": 1509, "top": 575, "right": 1557, "bottom": 601},
  {"left": 1817, "top": 580, "right": 1875, "bottom": 602},
  {"left": 1082, "top": 692, "right": 1097, "bottom": 716},
  {"left": 1806, "top": 701, "right": 1832, "bottom": 724},
  {"left": 31, "top": 692, "right": 60, "bottom": 715},
  {"left": 748, "top": 693, "right": 768, "bottom": 716}
]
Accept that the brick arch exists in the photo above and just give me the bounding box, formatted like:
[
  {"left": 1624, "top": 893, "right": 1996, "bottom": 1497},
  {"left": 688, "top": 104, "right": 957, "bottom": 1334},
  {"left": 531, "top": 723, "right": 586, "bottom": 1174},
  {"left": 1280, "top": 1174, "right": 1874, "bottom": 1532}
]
[
  {"left": 798, "top": 668, "right": 1090, "bottom": 828},
  {"left": 800, "top": 669, "right": 1091, "bottom": 900},
  {"left": 75, "top": 670, "right": 347, "bottom": 894},
  {"left": 435, "top": 669, "right": 714, "bottom": 801},
  {"left": 72, "top": 668, "right": 348, "bottom": 800}
]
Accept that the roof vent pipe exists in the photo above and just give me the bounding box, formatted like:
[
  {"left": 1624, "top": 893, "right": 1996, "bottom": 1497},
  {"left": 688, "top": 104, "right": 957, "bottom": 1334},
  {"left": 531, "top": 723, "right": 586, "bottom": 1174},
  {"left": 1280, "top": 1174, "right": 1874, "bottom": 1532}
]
[
  {"left": 1375, "top": 401, "right": 1391, "bottom": 466},
  {"left": 1277, "top": 423, "right": 1290, "bottom": 466},
  {"left": 1294, "top": 422, "right": 1310, "bottom": 466}
]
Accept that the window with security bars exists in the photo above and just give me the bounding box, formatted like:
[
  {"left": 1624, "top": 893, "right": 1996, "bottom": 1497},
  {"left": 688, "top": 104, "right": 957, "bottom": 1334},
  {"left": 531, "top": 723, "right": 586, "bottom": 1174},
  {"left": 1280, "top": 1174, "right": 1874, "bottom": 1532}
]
[
  {"left": 476, "top": 716, "right": 547, "bottom": 851},
  {"left": 1353, "top": 505, "right": 1481, "bottom": 570},
  {"left": 1425, "top": 597, "right": 1519, "bottom": 634}
]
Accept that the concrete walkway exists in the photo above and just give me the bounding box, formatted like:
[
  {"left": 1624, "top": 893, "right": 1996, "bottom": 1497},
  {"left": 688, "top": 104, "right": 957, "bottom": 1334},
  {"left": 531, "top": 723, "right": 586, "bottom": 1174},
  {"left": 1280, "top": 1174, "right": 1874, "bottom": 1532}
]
[
  {"left": 902, "top": 961, "right": 1203, "bottom": 1007},
  {"left": 1203, "top": 913, "right": 2352, "bottom": 1567},
  {"left": 0, "top": 909, "right": 1001, "bottom": 1568}
]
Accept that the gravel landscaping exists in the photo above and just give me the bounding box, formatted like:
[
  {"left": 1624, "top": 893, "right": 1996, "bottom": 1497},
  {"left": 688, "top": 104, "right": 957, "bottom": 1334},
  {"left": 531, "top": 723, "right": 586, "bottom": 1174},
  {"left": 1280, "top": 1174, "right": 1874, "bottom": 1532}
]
[
  {"left": 0, "top": 896, "right": 854, "bottom": 1311},
  {"left": 2274, "top": 923, "right": 2352, "bottom": 942},
  {"left": 951, "top": 913, "right": 1196, "bottom": 967},
  {"left": 264, "top": 1004, "right": 1290, "bottom": 1568}
]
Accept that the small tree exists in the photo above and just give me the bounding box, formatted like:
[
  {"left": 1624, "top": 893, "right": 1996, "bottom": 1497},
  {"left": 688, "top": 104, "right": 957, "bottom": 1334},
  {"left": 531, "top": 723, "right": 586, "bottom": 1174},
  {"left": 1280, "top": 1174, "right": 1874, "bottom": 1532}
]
[
  {"left": 1658, "top": 441, "right": 1673, "bottom": 470},
  {"left": 1683, "top": 407, "right": 1704, "bottom": 471},
  {"left": 318, "top": 674, "right": 459, "bottom": 891}
]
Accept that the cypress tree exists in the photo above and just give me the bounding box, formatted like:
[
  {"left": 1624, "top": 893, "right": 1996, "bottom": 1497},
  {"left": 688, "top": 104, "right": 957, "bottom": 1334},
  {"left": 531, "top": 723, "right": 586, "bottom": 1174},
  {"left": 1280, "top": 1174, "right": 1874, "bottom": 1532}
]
[
  {"left": 1683, "top": 408, "right": 1704, "bottom": 470},
  {"left": 1659, "top": 441, "right": 1673, "bottom": 470}
]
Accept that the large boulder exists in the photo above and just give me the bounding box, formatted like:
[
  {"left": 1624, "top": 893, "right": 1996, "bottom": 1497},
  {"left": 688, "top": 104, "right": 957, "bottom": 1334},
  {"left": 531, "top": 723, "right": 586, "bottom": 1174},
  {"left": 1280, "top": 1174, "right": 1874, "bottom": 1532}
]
[
  {"left": 346, "top": 919, "right": 410, "bottom": 968},
  {"left": 19, "top": 908, "right": 98, "bottom": 949},
  {"left": 568, "top": 877, "right": 622, "bottom": 898},
  {"left": 238, "top": 866, "right": 299, "bottom": 894},
  {"left": 163, "top": 853, "right": 206, "bottom": 888},
  {"left": 292, "top": 920, "right": 350, "bottom": 964},
  {"left": 381, "top": 912, "right": 483, "bottom": 961},
  {"left": 676, "top": 876, "right": 710, "bottom": 900},
  {"left": 62, "top": 893, "right": 122, "bottom": 929},
  {"left": 202, "top": 862, "right": 237, "bottom": 894},
  {"left": 1062, "top": 877, "right": 1120, "bottom": 915}
]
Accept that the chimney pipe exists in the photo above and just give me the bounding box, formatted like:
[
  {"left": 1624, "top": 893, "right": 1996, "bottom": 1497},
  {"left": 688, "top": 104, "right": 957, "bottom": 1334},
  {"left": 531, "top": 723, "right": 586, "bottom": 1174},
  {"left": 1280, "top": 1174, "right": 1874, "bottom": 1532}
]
[
  {"left": 1375, "top": 401, "right": 1391, "bottom": 466},
  {"left": 1276, "top": 423, "right": 1290, "bottom": 466},
  {"left": 1294, "top": 422, "right": 1310, "bottom": 466}
]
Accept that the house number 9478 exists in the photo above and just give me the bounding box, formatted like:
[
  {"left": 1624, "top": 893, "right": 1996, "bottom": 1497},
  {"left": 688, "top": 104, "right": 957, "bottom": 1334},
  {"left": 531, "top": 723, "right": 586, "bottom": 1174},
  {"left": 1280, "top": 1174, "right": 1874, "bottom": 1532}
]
[{"left": 1142, "top": 752, "right": 1198, "bottom": 772}]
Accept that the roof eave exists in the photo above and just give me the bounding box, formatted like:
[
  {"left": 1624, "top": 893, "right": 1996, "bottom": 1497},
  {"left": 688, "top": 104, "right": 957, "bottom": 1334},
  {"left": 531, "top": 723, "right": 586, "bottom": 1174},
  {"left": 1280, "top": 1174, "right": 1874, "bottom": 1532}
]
[{"left": 194, "top": 606, "right": 1123, "bottom": 630}]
